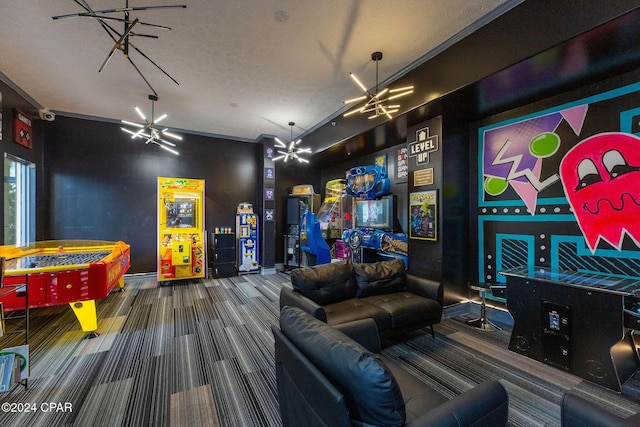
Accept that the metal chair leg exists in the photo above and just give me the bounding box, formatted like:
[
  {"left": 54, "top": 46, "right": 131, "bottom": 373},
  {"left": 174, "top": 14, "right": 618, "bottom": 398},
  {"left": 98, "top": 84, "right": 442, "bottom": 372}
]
[{"left": 468, "top": 288, "right": 501, "bottom": 331}]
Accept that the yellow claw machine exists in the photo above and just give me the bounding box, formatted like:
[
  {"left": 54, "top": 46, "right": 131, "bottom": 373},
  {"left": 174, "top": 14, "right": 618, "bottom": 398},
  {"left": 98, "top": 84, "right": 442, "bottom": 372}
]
[{"left": 157, "top": 177, "right": 206, "bottom": 283}]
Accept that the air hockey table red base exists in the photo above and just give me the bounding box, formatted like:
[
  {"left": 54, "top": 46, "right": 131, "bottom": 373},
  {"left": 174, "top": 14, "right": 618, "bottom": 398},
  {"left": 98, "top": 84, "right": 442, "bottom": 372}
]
[{"left": 0, "top": 240, "right": 130, "bottom": 332}]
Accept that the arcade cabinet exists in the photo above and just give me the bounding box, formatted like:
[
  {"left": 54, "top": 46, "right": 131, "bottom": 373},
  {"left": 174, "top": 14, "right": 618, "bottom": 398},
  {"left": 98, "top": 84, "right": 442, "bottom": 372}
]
[
  {"left": 236, "top": 203, "right": 259, "bottom": 274},
  {"left": 300, "top": 209, "right": 331, "bottom": 266},
  {"left": 316, "top": 179, "right": 353, "bottom": 260},
  {"left": 157, "top": 177, "right": 206, "bottom": 283},
  {"left": 284, "top": 185, "right": 320, "bottom": 269},
  {"left": 341, "top": 164, "right": 408, "bottom": 266}
]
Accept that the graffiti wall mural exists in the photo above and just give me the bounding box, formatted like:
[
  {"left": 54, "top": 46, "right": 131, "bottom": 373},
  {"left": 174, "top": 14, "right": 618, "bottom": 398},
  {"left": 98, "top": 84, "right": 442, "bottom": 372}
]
[{"left": 477, "top": 81, "right": 640, "bottom": 286}]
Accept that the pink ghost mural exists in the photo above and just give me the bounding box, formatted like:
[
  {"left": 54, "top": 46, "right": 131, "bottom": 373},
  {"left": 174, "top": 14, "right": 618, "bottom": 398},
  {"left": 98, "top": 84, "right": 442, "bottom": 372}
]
[{"left": 560, "top": 132, "right": 640, "bottom": 252}]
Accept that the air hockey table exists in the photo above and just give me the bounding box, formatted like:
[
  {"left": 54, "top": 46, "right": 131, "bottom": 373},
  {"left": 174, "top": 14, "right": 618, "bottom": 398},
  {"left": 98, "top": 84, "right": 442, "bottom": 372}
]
[{"left": 0, "top": 240, "right": 130, "bottom": 333}]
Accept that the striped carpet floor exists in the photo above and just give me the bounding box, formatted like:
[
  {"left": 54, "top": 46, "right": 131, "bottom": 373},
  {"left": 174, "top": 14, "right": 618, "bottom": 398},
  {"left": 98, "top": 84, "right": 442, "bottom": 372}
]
[{"left": 0, "top": 273, "right": 638, "bottom": 426}]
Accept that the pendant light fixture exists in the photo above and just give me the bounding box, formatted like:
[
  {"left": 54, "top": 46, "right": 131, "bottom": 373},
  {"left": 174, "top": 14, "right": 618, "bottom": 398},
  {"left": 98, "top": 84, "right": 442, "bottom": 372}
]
[
  {"left": 344, "top": 51, "right": 414, "bottom": 120},
  {"left": 120, "top": 94, "right": 181, "bottom": 155},
  {"left": 273, "top": 122, "right": 311, "bottom": 163},
  {"left": 52, "top": 1, "right": 186, "bottom": 96}
]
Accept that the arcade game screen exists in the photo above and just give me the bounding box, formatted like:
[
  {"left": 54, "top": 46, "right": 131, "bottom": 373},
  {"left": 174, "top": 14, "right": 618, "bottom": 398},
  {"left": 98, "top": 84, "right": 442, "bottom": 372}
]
[
  {"left": 165, "top": 198, "right": 196, "bottom": 228},
  {"left": 354, "top": 197, "right": 393, "bottom": 230}
]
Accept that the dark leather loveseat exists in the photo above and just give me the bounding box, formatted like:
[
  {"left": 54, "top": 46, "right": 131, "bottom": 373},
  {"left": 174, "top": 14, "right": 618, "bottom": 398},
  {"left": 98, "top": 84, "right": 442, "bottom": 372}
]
[
  {"left": 280, "top": 259, "right": 443, "bottom": 337},
  {"left": 273, "top": 306, "right": 509, "bottom": 427}
]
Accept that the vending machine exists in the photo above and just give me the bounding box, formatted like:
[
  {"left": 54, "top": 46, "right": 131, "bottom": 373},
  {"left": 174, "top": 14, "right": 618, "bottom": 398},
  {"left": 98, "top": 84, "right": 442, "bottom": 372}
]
[
  {"left": 157, "top": 177, "right": 206, "bottom": 283},
  {"left": 284, "top": 185, "right": 320, "bottom": 269},
  {"left": 236, "top": 203, "right": 259, "bottom": 274}
]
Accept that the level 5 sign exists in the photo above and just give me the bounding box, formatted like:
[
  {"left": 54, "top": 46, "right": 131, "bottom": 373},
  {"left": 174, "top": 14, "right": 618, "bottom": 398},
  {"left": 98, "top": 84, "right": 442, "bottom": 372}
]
[{"left": 409, "top": 127, "right": 438, "bottom": 165}]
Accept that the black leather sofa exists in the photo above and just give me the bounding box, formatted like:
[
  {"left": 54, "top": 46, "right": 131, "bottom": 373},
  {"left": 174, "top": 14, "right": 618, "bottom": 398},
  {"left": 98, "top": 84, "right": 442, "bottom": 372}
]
[
  {"left": 273, "top": 306, "right": 509, "bottom": 427},
  {"left": 280, "top": 259, "right": 443, "bottom": 337},
  {"left": 561, "top": 393, "right": 640, "bottom": 426}
]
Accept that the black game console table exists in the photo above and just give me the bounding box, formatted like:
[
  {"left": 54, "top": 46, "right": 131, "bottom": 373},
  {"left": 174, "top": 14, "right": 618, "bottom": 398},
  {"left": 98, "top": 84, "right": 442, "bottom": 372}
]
[{"left": 500, "top": 266, "right": 640, "bottom": 392}]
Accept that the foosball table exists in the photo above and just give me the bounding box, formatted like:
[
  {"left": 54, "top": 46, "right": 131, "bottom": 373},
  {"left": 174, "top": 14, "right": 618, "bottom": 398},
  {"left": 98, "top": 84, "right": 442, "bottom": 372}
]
[{"left": 0, "top": 240, "right": 130, "bottom": 333}]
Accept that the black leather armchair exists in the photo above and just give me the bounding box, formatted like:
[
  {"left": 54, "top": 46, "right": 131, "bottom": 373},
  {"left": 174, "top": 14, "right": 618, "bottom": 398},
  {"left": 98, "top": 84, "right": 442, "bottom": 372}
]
[
  {"left": 561, "top": 393, "right": 640, "bottom": 426},
  {"left": 273, "top": 306, "right": 509, "bottom": 427}
]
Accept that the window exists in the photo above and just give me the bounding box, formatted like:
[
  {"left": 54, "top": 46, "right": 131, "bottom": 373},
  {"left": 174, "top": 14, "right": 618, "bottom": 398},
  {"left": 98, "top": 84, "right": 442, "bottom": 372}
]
[{"left": 4, "top": 154, "right": 35, "bottom": 246}]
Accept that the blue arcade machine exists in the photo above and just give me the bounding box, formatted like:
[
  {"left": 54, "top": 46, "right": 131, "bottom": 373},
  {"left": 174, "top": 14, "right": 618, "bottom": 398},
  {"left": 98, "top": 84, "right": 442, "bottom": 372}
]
[
  {"left": 300, "top": 209, "right": 331, "bottom": 265},
  {"left": 341, "top": 163, "right": 408, "bottom": 266},
  {"left": 236, "top": 202, "right": 259, "bottom": 274}
]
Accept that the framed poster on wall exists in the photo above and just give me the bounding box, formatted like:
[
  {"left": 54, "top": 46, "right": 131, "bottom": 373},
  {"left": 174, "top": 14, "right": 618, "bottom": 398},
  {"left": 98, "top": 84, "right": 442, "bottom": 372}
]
[
  {"left": 409, "top": 190, "right": 437, "bottom": 241},
  {"left": 396, "top": 147, "right": 408, "bottom": 182},
  {"left": 13, "top": 109, "right": 32, "bottom": 148}
]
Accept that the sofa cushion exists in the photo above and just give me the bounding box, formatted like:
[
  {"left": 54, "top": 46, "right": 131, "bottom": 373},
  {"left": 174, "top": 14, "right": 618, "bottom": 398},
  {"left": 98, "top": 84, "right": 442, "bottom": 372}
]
[
  {"left": 280, "top": 306, "right": 406, "bottom": 426},
  {"left": 381, "top": 355, "right": 449, "bottom": 422},
  {"left": 361, "top": 292, "right": 442, "bottom": 329},
  {"left": 323, "top": 299, "right": 391, "bottom": 331},
  {"left": 354, "top": 259, "right": 406, "bottom": 297},
  {"left": 291, "top": 260, "right": 357, "bottom": 305}
]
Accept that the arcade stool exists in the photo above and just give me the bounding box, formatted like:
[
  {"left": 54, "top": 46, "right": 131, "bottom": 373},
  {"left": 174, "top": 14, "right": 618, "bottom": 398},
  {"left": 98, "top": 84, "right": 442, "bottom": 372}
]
[{"left": 467, "top": 283, "right": 502, "bottom": 331}]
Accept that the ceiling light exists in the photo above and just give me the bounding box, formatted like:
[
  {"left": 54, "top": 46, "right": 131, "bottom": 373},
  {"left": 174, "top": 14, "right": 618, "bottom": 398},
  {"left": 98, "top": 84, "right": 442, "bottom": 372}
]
[
  {"left": 273, "top": 122, "right": 311, "bottom": 163},
  {"left": 52, "top": 1, "right": 186, "bottom": 96},
  {"left": 120, "top": 95, "right": 181, "bottom": 155},
  {"left": 344, "top": 51, "right": 414, "bottom": 120}
]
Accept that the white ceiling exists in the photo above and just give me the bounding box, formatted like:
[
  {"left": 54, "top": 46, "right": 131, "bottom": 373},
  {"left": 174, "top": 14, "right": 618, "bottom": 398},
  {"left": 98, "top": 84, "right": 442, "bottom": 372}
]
[{"left": 0, "top": 0, "right": 517, "bottom": 149}]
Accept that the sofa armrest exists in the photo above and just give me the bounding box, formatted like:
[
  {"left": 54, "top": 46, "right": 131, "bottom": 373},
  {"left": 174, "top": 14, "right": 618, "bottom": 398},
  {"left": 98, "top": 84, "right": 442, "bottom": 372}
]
[
  {"left": 334, "top": 318, "right": 381, "bottom": 353},
  {"left": 280, "top": 286, "right": 327, "bottom": 322},
  {"left": 272, "top": 325, "right": 352, "bottom": 427},
  {"left": 561, "top": 393, "right": 637, "bottom": 427},
  {"left": 406, "top": 274, "right": 443, "bottom": 305},
  {"left": 406, "top": 380, "right": 509, "bottom": 427}
]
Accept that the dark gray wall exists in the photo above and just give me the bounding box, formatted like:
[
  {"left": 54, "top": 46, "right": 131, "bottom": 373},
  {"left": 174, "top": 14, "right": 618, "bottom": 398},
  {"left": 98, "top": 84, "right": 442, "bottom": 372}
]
[{"left": 44, "top": 117, "right": 260, "bottom": 273}]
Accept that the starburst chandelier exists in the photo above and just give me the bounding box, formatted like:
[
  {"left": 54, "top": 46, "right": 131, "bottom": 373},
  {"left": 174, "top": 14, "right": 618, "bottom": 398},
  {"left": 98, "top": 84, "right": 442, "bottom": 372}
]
[
  {"left": 273, "top": 122, "right": 311, "bottom": 163},
  {"left": 52, "top": 1, "right": 186, "bottom": 96},
  {"left": 52, "top": 0, "right": 187, "bottom": 95},
  {"left": 120, "top": 95, "right": 181, "bottom": 155},
  {"left": 344, "top": 51, "right": 414, "bottom": 120}
]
